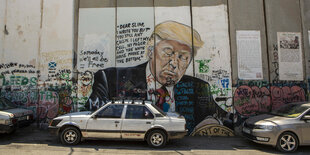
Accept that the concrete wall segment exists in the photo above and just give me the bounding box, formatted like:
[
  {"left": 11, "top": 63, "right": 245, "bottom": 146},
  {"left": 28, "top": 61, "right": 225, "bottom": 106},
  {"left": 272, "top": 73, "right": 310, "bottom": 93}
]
[
  {"left": 228, "top": 0, "right": 268, "bottom": 84},
  {"left": 264, "top": 0, "right": 304, "bottom": 82},
  {"left": 3, "top": 0, "right": 41, "bottom": 67},
  {"left": 79, "top": 0, "right": 115, "bottom": 8}
]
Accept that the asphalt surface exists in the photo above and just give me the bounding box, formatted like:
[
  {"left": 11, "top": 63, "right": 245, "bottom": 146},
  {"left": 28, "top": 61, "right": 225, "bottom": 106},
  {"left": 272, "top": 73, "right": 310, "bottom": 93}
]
[{"left": 1, "top": 124, "right": 310, "bottom": 155}]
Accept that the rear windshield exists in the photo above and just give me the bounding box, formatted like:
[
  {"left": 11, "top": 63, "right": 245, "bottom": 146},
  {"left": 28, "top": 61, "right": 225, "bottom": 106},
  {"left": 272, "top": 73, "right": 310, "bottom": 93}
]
[
  {"left": 0, "top": 98, "right": 17, "bottom": 110},
  {"left": 151, "top": 104, "right": 167, "bottom": 116}
]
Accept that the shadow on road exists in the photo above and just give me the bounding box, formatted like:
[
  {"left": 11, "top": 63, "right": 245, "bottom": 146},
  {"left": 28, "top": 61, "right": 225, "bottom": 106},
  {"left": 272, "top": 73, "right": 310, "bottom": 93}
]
[{"left": 1, "top": 123, "right": 310, "bottom": 154}]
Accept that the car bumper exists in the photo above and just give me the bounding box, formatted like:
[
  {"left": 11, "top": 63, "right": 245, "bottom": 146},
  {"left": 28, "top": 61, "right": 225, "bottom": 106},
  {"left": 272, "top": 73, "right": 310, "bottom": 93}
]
[
  {"left": 18, "top": 119, "right": 34, "bottom": 127},
  {"left": 48, "top": 126, "right": 60, "bottom": 136},
  {"left": 242, "top": 127, "right": 277, "bottom": 146},
  {"left": 168, "top": 130, "right": 187, "bottom": 139},
  {"left": 0, "top": 124, "right": 17, "bottom": 134}
]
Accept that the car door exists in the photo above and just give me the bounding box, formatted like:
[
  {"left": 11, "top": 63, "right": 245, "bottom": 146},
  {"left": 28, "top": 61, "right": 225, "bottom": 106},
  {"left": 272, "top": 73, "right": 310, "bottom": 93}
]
[
  {"left": 85, "top": 104, "right": 124, "bottom": 139},
  {"left": 121, "top": 105, "right": 154, "bottom": 139},
  {"left": 301, "top": 111, "right": 310, "bottom": 144}
]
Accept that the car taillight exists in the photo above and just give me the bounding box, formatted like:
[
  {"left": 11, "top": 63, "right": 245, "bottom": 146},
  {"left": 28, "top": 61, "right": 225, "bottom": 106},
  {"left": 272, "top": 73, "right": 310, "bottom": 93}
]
[
  {"left": 11, "top": 118, "right": 17, "bottom": 124},
  {"left": 29, "top": 114, "right": 33, "bottom": 120}
]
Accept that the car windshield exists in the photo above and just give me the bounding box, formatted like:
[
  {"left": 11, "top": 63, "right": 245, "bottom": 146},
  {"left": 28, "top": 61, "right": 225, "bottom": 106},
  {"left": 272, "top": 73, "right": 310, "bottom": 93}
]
[
  {"left": 270, "top": 103, "right": 310, "bottom": 118},
  {"left": 0, "top": 98, "right": 17, "bottom": 110}
]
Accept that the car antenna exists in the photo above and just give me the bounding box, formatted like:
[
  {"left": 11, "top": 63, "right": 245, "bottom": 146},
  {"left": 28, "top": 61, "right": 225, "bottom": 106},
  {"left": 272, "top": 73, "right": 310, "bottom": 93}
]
[
  {"left": 112, "top": 98, "right": 115, "bottom": 103},
  {"left": 122, "top": 99, "right": 125, "bottom": 104},
  {"left": 142, "top": 100, "right": 145, "bottom": 105},
  {"left": 132, "top": 99, "right": 134, "bottom": 104}
]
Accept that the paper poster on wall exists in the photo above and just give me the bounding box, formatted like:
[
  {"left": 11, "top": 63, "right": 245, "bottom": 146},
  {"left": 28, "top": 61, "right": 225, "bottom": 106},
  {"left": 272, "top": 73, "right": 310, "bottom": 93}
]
[
  {"left": 237, "top": 30, "right": 263, "bottom": 80},
  {"left": 278, "top": 32, "right": 303, "bottom": 81}
]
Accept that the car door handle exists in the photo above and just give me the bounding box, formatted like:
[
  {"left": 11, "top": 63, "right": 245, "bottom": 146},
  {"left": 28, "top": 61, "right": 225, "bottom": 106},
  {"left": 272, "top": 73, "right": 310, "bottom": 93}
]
[
  {"left": 115, "top": 121, "right": 120, "bottom": 123},
  {"left": 146, "top": 122, "right": 151, "bottom": 124}
]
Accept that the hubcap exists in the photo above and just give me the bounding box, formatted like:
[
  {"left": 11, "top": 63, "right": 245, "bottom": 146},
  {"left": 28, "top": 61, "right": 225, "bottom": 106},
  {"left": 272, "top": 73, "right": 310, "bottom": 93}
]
[
  {"left": 151, "top": 133, "right": 163, "bottom": 146},
  {"left": 280, "top": 135, "right": 296, "bottom": 151},
  {"left": 64, "top": 130, "right": 77, "bottom": 144}
]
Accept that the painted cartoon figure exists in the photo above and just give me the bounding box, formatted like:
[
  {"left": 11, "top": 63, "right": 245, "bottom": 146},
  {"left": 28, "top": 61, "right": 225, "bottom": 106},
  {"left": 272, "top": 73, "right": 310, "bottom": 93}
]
[{"left": 86, "top": 21, "right": 231, "bottom": 133}]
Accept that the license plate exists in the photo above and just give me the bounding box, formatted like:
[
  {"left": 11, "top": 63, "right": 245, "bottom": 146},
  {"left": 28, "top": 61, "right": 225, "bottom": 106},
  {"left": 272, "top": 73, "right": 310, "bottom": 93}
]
[
  {"left": 19, "top": 116, "right": 27, "bottom": 121},
  {"left": 243, "top": 127, "right": 251, "bottom": 134}
]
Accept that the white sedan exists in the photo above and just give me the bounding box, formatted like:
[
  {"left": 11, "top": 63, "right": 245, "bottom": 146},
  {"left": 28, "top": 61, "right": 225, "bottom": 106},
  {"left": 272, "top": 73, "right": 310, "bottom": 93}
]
[{"left": 49, "top": 100, "right": 187, "bottom": 148}]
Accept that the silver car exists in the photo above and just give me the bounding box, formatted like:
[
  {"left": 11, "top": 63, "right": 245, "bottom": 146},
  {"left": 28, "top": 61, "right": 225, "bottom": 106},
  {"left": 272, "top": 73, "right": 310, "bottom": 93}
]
[
  {"left": 0, "top": 97, "right": 34, "bottom": 134},
  {"left": 49, "top": 100, "right": 187, "bottom": 148},
  {"left": 242, "top": 102, "right": 310, "bottom": 152}
]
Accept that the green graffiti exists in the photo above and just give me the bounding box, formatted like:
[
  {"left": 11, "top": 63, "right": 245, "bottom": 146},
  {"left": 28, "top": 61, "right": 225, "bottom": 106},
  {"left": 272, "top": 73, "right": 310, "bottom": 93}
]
[
  {"left": 210, "top": 84, "right": 231, "bottom": 96},
  {"left": 1, "top": 75, "right": 37, "bottom": 86},
  {"left": 195, "top": 59, "right": 211, "bottom": 73}
]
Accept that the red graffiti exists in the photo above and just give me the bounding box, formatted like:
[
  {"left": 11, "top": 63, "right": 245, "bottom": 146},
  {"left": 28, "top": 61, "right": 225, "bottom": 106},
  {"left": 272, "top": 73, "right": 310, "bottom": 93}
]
[
  {"left": 234, "top": 85, "right": 305, "bottom": 116},
  {"left": 234, "top": 86, "right": 271, "bottom": 116},
  {"left": 36, "top": 102, "right": 59, "bottom": 119},
  {"left": 270, "top": 86, "right": 305, "bottom": 110}
]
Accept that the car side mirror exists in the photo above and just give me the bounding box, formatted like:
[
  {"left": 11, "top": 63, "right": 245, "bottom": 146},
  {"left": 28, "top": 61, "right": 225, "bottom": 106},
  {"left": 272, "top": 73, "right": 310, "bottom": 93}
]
[
  {"left": 92, "top": 115, "right": 98, "bottom": 119},
  {"left": 302, "top": 115, "right": 310, "bottom": 120}
]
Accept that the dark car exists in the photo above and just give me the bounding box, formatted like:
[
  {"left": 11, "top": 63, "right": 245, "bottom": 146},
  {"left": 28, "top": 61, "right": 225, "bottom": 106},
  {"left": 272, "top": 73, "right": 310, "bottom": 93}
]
[{"left": 0, "top": 97, "right": 34, "bottom": 133}]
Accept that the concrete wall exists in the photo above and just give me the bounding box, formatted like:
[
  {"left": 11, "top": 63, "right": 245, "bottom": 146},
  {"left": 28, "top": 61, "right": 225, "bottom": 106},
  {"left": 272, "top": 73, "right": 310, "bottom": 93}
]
[
  {"left": 0, "top": 0, "right": 74, "bottom": 128},
  {"left": 0, "top": 0, "right": 309, "bottom": 135}
]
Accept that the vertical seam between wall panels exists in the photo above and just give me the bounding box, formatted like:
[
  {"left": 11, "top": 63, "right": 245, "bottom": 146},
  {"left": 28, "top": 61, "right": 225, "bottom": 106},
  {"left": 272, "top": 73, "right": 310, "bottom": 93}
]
[
  {"left": 73, "top": 0, "right": 80, "bottom": 112},
  {"left": 153, "top": 0, "right": 157, "bottom": 91},
  {"left": 190, "top": 0, "right": 195, "bottom": 77},
  {"left": 74, "top": 0, "right": 80, "bottom": 71},
  {"left": 262, "top": 0, "right": 271, "bottom": 86},
  {"left": 38, "top": 0, "right": 44, "bottom": 81},
  {"left": 115, "top": 0, "right": 118, "bottom": 99},
  {"left": 226, "top": 0, "right": 234, "bottom": 113},
  {"left": 115, "top": 0, "right": 117, "bottom": 68},
  {"left": 36, "top": 0, "right": 44, "bottom": 128},
  {"left": 298, "top": 0, "right": 306, "bottom": 83}
]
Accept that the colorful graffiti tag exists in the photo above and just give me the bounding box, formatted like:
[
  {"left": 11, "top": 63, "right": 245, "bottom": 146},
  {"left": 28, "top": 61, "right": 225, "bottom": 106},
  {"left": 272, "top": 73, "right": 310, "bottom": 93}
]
[{"left": 234, "top": 84, "right": 306, "bottom": 116}]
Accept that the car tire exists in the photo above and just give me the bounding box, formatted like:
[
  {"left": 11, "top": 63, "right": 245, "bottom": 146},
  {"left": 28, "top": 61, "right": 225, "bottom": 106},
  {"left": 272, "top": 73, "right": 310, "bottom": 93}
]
[
  {"left": 147, "top": 130, "right": 167, "bottom": 148},
  {"left": 276, "top": 132, "right": 299, "bottom": 153},
  {"left": 60, "top": 127, "right": 81, "bottom": 145}
]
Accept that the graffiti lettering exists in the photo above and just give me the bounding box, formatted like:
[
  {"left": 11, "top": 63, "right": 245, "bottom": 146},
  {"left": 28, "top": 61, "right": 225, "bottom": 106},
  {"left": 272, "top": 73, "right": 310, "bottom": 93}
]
[{"left": 234, "top": 84, "right": 306, "bottom": 116}]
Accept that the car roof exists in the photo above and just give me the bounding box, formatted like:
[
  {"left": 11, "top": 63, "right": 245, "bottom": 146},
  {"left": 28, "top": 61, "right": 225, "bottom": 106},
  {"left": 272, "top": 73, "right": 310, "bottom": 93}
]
[{"left": 108, "top": 100, "right": 153, "bottom": 105}]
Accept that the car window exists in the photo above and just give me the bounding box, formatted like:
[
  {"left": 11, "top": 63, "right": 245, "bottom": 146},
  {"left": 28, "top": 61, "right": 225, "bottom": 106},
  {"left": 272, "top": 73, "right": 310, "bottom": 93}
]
[
  {"left": 96, "top": 104, "right": 124, "bottom": 118},
  {"left": 0, "top": 100, "right": 5, "bottom": 110},
  {"left": 271, "top": 103, "right": 310, "bottom": 118},
  {"left": 0, "top": 98, "right": 17, "bottom": 110},
  {"left": 125, "top": 105, "right": 154, "bottom": 119}
]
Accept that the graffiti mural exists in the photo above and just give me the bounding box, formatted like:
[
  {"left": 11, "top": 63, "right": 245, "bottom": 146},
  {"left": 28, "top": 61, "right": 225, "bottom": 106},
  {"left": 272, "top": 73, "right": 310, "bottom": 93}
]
[
  {"left": 234, "top": 81, "right": 307, "bottom": 116},
  {"left": 84, "top": 20, "right": 232, "bottom": 135}
]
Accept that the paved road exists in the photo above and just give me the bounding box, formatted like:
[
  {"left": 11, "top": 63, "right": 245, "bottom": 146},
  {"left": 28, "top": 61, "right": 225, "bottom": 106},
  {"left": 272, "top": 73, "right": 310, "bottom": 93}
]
[{"left": 1, "top": 124, "right": 310, "bottom": 155}]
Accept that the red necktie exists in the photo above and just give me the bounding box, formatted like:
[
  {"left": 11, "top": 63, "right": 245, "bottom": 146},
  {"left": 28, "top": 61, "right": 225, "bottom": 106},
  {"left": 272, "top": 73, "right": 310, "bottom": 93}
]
[{"left": 155, "top": 86, "right": 168, "bottom": 110}]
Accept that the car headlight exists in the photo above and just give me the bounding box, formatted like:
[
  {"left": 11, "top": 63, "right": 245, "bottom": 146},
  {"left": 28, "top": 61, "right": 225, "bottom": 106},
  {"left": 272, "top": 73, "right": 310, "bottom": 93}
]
[{"left": 254, "top": 122, "right": 275, "bottom": 130}]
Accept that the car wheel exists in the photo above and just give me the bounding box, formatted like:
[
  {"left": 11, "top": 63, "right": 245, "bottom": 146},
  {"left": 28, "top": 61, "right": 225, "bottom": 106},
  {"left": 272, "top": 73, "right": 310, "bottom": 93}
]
[
  {"left": 276, "top": 132, "right": 299, "bottom": 152},
  {"left": 60, "top": 127, "right": 81, "bottom": 145},
  {"left": 147, "top": 130, "right": 167, "bottom": 148}
]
